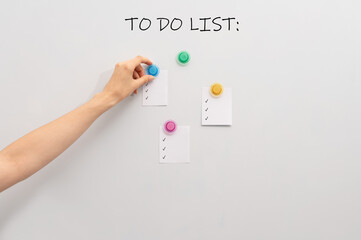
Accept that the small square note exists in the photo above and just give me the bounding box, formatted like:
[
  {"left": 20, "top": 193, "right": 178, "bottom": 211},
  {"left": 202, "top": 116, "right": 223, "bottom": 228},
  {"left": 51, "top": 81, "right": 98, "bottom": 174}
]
[
  {"left": 202, "top": 87, "right": 232, "bottom": 125},
  {"left": 143, "top": 70, "right": 168, "bottom": 106},
  {"left": 159, "top": 126, "right": 190, "bottom": 163}
]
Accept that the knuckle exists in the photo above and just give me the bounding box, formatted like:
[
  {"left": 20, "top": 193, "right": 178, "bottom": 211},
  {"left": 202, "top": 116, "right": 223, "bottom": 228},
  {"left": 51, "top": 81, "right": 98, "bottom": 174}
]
[{"left": 123, "top": 64, "right": 132, "bottom": 71}]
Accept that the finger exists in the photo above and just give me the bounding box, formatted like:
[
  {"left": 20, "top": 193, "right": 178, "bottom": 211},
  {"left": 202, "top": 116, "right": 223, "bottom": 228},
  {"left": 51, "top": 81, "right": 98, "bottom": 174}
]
[
  {"left": 133, "top": 70, "right": 140, "bottom": 79},
  {"left": 133, "top": 71, "right": 140, "bottom": 94},
  {"left": 129, "top": 55, "right": 152, "bottom": 69},
  {"left": 135, "top": 64, "right": 145, "bottom": 77},
  {"left": 134, "top": 75, "right": 155, "bottom": 89}
]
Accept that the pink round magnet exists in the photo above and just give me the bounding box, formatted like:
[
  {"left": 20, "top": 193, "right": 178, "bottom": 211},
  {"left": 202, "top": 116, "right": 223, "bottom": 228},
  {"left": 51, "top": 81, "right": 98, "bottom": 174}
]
[{"left": 164, "top": 120, "right": 177, "bottom": 134}]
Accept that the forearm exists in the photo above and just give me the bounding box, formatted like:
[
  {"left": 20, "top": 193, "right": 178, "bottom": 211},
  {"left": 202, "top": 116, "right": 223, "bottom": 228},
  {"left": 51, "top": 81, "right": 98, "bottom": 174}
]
[
  {"left": 0, "top": 56, "right": 153, "bottom": 192},
  {"left": 0, "top": 92, "right": 116, "bottom": 191}
]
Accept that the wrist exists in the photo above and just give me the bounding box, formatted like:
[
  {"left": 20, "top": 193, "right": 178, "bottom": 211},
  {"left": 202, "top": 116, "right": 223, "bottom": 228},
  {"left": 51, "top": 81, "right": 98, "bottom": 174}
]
[{"left": 90, "top": 92, "right": 119, "bottom": 112}]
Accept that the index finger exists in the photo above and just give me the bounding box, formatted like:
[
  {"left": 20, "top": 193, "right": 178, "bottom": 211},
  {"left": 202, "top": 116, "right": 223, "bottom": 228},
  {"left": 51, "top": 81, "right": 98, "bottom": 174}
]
[
  {"left": 129, "top": 55, "right": 152, "bottom": 68},
  {"left": 135, "top": 64, "right": 145, "bottom": 77}
]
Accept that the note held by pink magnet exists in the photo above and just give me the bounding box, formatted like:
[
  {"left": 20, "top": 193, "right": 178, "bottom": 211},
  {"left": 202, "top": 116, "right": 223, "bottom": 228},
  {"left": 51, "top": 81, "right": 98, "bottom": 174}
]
[{"left": 159, "top": 121, "right": 190, "bottom": 163}]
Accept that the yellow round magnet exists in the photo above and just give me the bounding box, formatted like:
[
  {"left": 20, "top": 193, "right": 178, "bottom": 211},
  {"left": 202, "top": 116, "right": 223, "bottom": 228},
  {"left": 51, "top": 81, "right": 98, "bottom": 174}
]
[{"left": 210, "top": 83, "right": 223, "bottom": 97}]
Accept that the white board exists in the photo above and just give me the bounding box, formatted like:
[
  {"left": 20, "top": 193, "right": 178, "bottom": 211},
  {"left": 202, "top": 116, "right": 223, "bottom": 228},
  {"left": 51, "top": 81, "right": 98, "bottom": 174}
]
[{"left": 1, "top": 0, "right": 361, "bottom": 239}]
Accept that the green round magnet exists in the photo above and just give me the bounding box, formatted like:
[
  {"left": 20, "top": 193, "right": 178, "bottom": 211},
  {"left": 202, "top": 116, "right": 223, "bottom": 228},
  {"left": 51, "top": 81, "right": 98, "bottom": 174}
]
[{"left": 177, "top": 51, "right": 190, "bottom": 65}]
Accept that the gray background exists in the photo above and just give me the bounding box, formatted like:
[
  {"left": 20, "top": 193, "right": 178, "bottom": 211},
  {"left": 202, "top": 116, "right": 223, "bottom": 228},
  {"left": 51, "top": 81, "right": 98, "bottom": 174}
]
[{"left": 1, "top": 0, "right": 361, "bottom": 239}]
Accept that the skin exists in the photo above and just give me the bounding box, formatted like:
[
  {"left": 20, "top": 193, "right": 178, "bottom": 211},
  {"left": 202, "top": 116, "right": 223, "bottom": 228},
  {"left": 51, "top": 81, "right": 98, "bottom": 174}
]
[{"left": 0, "top": 56, "right": 154, "bottom": 192}]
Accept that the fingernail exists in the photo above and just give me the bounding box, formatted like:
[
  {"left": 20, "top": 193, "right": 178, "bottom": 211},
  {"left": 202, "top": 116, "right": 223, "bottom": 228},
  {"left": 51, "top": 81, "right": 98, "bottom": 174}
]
[{"left": 149, "top": 76, "right": 155, "bottom": 80}]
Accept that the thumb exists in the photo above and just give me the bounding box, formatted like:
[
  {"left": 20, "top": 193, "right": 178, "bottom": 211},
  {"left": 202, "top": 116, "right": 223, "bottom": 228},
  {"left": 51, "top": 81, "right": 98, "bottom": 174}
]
[{"left": 134, "top": 75, "right": 155, "bottom": 89}]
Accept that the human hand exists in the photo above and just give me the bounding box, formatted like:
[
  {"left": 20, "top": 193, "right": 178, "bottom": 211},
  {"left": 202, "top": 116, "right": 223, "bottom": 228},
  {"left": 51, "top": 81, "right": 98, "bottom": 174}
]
[{"left": 101, "top": 56, "right": 155, "bottom": 104}]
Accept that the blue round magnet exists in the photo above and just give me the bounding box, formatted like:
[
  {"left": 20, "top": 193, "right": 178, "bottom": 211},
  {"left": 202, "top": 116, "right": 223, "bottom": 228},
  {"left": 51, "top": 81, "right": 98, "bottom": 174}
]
[{"left": 146, "top": 64, "right": 159, "bottom": 77}]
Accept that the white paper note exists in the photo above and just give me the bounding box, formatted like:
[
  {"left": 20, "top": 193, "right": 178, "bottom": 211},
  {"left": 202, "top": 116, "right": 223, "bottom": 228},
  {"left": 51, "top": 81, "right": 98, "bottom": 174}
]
[
  {"left": 159, "top": 126, "right": 190, "bottom": 163},
  {"left": 142, "top": 70, "right": 168, "bottom": 106},
  {"left": 202, "top": 87, "right": 232, "bottom": 125}
]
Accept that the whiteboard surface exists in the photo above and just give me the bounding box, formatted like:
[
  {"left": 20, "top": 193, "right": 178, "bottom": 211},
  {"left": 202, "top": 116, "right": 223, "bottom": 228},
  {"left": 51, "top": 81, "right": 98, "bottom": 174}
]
[{"left": 1, "top": 0, "right": 361, "bottom": 239}]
